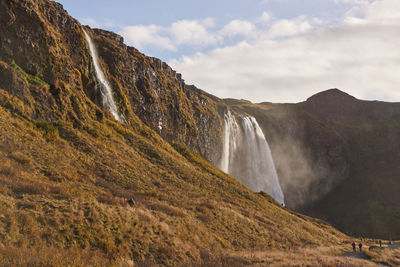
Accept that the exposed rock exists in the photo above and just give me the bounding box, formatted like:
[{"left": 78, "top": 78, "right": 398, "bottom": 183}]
[
  {"left": 91, "top": 28, "right": 124, "bottom": 45},
  {"left": 89, "top": 28, "right": 225, "bottom": 163}
]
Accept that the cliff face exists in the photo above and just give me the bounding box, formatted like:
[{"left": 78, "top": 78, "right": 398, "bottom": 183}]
[
  {"left": 302, "top": 90, "right": 400, "bottom": 239},
  {"left": 0, "top": 0, "right": 93, "bottom": 123},
  {"left": 227, "top": 89, "right": 400, "bottom": 239},
  {"left": 0, "top": 0, "right": 225, "bottom": 164},
  {"left": 88, "top": 29, "right": 225, "bottom": 163},
  {"left": 225, "top": 96, "right": 350, "bottom": 210}
]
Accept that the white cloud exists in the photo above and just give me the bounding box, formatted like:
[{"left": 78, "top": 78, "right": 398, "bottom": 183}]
[
  {"left": 120, "top": 25, "right": 175, "bottom": 51},
  {"left": 258, "top": 11, "right": 272, "bottom": 25},
  {"left": 345, "top": 0, "right": 400, "bottom": 24},
  {"left": 220, "top": 20, "right": 256, "bottom": 38},
  {"left": 267, "top": 16, "right": 313, "bottom": 38},
  {"left": 170, "top": 0, "right": 400, "bottom": 103},
  {"left": 170, "top": 20, "right": 219, "bottom": 46},
  {"left": 202, "top": 18, "right": 216, "bottom": 28},
  {"left": 120, "top": 18, "right": 218, "bottom": 51}
]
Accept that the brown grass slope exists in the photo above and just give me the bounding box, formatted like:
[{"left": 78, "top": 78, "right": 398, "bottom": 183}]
[
  {"left": 0, "top": 102, "right": 347, "bottom": 265},
  {"left": 0, "top": 0, "right": 351, "bottom": 265},
  {"left": 226, "top": 89, "right": 400, "bottom": 240}
]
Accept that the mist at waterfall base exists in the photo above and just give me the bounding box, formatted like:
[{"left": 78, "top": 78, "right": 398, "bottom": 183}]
[
  {"left": 83, "top": 29, "right": 124, "bottom": 123},
  {"left": 220, "top": 111, "right": 285, "bottom": 205}
]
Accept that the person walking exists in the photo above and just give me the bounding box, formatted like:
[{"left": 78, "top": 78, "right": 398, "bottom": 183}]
[
  {"left": 352, "top": 242, "right": 356, "bottom": 252},
  {"left": 379, "top": 240, "right": 382, "bottom": 248},
  {"left": 359, "top": 243, "right": 363, "bottom": 252}
]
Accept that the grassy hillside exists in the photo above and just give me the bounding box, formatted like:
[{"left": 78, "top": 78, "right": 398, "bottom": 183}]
[{"left": 0, "top": 101, "right": 349, "bottom": 265}]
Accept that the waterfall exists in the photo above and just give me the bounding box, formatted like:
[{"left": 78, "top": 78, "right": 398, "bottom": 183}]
[
  {"left": 220, "top": 111, "right": 240, "bottom": 173},
  {"left": 83, "top": 29, "right": 124, "bottom": 122},
  {"left": 220, "top": 111, "right": 285, "bottom": 205}
]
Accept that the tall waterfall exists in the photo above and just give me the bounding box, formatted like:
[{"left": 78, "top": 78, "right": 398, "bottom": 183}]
[
  {"left": 220, "top": 111, "right": 285, "bottom": 205},
  {"left": 220, "top": 111, "right": 241, "bottom": 173},
  {"left": 83, "top": 29, "right": 124, "bottom": 122}
]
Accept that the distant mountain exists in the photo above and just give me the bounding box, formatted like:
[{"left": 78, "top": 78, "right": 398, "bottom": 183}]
[
  {"left": 0, "top": 0, "right": 347, "bottom": 265},
  {"left": 227, "top": 89, "right": 400, "bottom": 239}
]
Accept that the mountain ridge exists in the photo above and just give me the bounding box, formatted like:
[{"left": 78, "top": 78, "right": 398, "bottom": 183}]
[{"left": 306, "top": 88, "right": 357, "bottom": 102}]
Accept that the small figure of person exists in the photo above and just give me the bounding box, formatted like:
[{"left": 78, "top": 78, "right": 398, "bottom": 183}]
[
  {"left": 352, "top": 242, "right": 356, "bottom": 252},
  {"left": 128, "top": 198, "right": 135, "bottom": 206},
  {"left": 379, "top": 240, "right": 382, "bottom": 248},
  {"left": 359, "top": 243, "right": 363, "bottom": 252}
]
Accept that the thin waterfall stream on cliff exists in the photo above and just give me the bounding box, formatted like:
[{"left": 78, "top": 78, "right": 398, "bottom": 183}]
[{"left": 83, "top": 29, "right": 124, "bottom": 122}]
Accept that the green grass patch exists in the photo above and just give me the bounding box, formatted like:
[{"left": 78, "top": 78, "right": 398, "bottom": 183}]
[
  {"left": 35, "top": 121, "right": 62, "bottom": 141},
  {"left": 12, "top": 62, "right": 48, "bottom": 86}
]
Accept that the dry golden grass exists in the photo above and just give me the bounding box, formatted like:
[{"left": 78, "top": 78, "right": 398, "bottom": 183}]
[
  {"left": 366, "top": 243, "right": 400, "bottom": 266},
  {"left": 0, "top": 245, "right": 117, "bottom": 267},
  {"left": 1, "top": 244, "right": 396, "bottom": 267},
  {"left": 197, "top": 246, "right": 381, "bottom": 267},
  {"left": 0, "top": 101, "right": 352, "bottom": 266}
]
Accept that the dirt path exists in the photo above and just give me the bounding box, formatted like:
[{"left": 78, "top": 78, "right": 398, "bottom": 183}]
[
  {"left": 341, "top": 251, "right": 390, "bottom": 266},
  {"left": 341, "top": 251, "right": 370, "bottom": 260},
  {"left": 388, "top": 242, "right": 400, "bottom": 250}
]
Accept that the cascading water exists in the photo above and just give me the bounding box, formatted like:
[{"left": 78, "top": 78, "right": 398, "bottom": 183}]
[
  {"left": 220, "top": 111, "right": 285, "bottom": 205},
  {"left": 220, "top": 111, "right": 241, "bottom": 173},
  {"left": 83, "top": 29, "right": 124, "bottom": 122}
]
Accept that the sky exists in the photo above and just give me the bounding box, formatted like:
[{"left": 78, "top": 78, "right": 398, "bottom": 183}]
[{"left": 58, "top": 0, "right": 400, "bottom": 103}]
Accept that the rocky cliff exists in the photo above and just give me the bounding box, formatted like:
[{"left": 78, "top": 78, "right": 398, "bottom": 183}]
[
  {"left": 226, "top": 89, "right": 400, "bottom": 239},
  {"left": 0, "top": 0, "right": 225, "bottom": 165},
  {"left": 88, "top": 29, "right": 225, "bottom": 163}
]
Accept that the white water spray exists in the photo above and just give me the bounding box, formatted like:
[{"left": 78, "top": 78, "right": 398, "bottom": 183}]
[
  {"left": 83, "top": 29, "right": 124, "bottom": 122},
  {"left": 220, "top": 111, "right": 285, "bottom": 205},
  {"left": 220, "top": 111, "right": 241, "bottom": 173}
]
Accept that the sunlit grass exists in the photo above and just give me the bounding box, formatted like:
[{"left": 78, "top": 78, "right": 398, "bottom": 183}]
[{"left": 0, "top": 102, "right": 351, "bottom": 265}]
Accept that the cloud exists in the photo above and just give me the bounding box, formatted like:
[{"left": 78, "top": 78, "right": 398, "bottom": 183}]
[
  {"left": 267, "top": 16, "right": 313, "bottom": 38},
  {"left": 170, "top": 20, "right": 219, "bottom": 46},
  {"left": 120, "top": 25, "right": 176, "bottom": 51},
  {"left": 119, "top": 18, "right": 218, "bottom": 51},
  {"left": 220, "top": 20, "right": 256, "bottom": 38},
  {"left": 169, "top": 0, "right": 400, "bottom": 103},
  {"left": 344, "top": 0, "right": 400, "bottom": 24},
  {"left": 258, "top": 11, "right": 272, "bottom": 25}
]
